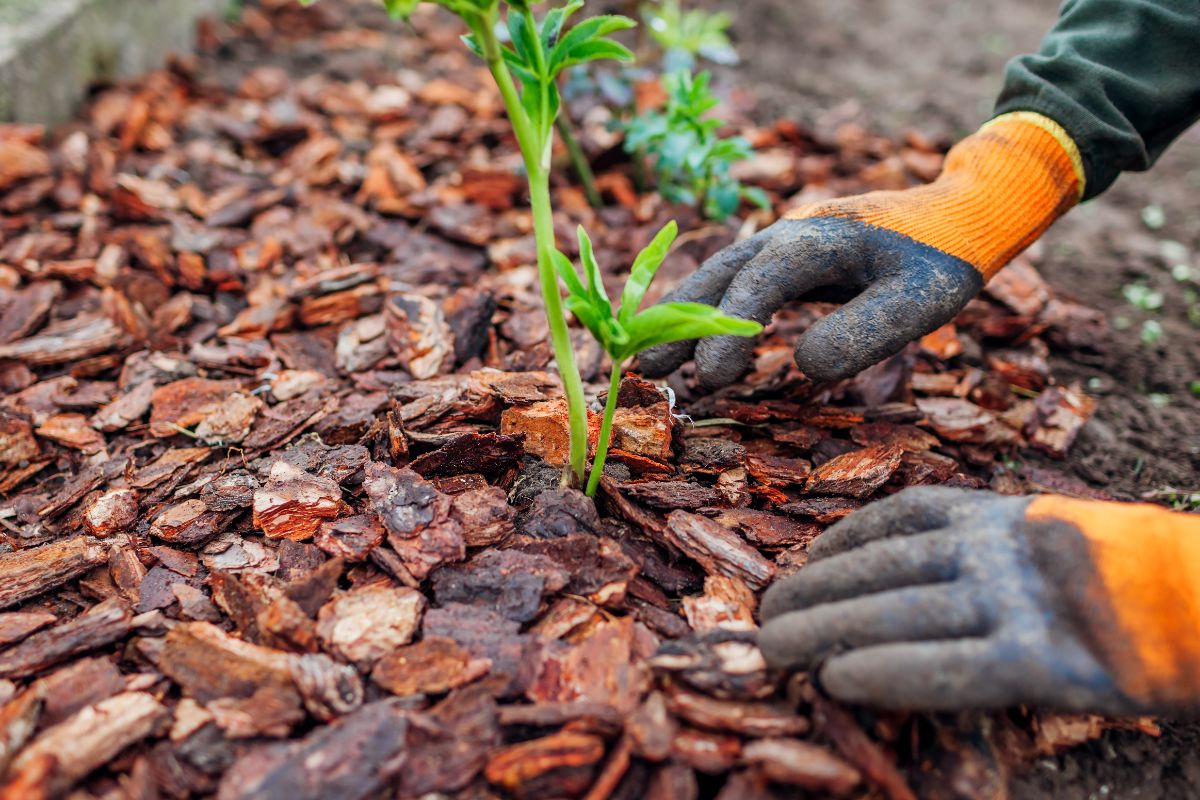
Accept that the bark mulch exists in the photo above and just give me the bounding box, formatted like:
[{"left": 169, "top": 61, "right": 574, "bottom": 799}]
[{"left": 0, "top": 1, "right": 1147, "bottom": 798}]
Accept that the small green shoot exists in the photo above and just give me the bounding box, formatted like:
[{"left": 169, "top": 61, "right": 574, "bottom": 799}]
[
  {"left": 640, "top": 0, "right": 738, "bottom": 72},
  {"left": 623, "top": 69, "right": 767, "bottom": 221},
  {"left": 553, "top": 221, "right": 761, "bottom": 494},
  {"left": 1141, "top": 319, "right": 1164, "bottom": 345},
  {"left": 1122, "top": 282, "right": 1164, "bottom": 312},
  {"left": 298, "top": 0, "right": 766, "bottom": 489}
]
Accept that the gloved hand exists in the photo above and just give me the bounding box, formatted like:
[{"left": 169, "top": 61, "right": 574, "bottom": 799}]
[
  {"left": 638, "top": 112, "right": 1084, "bottom": 387},
  {"left": 758, "top": 486, "right": 1200, "bottom": 714}
]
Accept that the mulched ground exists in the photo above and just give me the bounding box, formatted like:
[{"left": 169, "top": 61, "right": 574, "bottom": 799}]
[{"left": 0, "top": 1, "right": 1162, "bottom": 798}]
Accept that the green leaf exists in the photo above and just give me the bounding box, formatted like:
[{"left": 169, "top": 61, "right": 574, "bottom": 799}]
[
  {"left": 549, "top": 15, "right": 636, "bottom": 73},
  {"left": 576, "top": 226, "right": 613, "bottom": 318},
  {"left": 618, "top": 221, "right": 677, "bottom": 325},
  {"left": 551, "top": 249, "right": 587, "bottom": 299},
  {"left": 507, "top": 9, "right": 542, "bottom": 76},
  {"left": 381, "top": 0, "right": 423, "bottom": 17},
  {"left": 540, "top": 0, "right": 583, "bottom": 49},
  {"left": 621, "top": 302, "right": 761, "bottom": 359},
  {"left": 553, "top": 39, "right": 635, "bottom": 73}
]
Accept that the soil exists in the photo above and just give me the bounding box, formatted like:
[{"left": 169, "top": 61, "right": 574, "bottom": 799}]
[{"left": 720, "top": 0, "right": 1200, "bottom": 796}]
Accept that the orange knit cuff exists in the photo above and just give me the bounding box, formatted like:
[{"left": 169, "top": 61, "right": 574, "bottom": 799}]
[
  {"left": 1028, "top": 495, "right": 1200, "bottom": 706},
  {"left": 786, "top": 112, "right": 1084, "bottom": 280}
]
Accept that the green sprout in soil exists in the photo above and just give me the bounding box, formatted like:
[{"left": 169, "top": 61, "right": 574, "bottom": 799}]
[
  {"left": 623, "top": 69, "right": 768, "bottom": 221},
  {"left": 553, "top": 221, "right": 760, "bottom": 494},
  {"left": 301, "top": 0, "right": 761, "bottom": 493},
  {"left": 640, "top": 0, "right": 738, "bottom": 72}
]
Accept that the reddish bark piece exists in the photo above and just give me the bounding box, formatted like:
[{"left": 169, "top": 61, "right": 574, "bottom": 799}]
[
  {"left": 916, "top": 397, "right": 1020, "bottom": 446},
  {"left": 812, "top": 694, "right": 917, "bottom": 800},
  {"left": 664, "top": 511, "right": 776, "bottom": 591},
  {"left": 745, "top": 453, "right": 813, "bottom": 487},
  {"left": 500, "top": 399, "right": 595, "bottom": 466},
  {"left": 409, "top": 432, "right": 524, "bottom": 479},
  {"left": 804, "top": 444, "right": 904, "bottom": 498},
  {"left": 217, "top": 699, "right": 410, "bottom": 800},
  {"left": 371, "top": 636, "right": 490, "bottom": 696},
  {"left": 1029, "top": 386, "right": 1096, "bottom": 459},
  {"left": 432, "top": 549, "right": 568, "bottom": 623},
  {"left": 254, "top": 461, "right": 349, "bottom": 541},
  {"left": 665, "top": 685, "right": 809, "bottom": 737},
  {"left": 527, "top": 617, "right": 648, "bottom": 715},
  {"left": 316, "top": 584, "right": 425, "bottom": 667},
  {"left": 626, "top": 691, "right": 676, "bottom": 762},
  {"left": 0, "top": 598, "right": 132, "bottom": 679},
  {"left": 671, "top": 727, "right": 742, "bottom": 774},
  {"left": 516, "top": 534, "right": 639, "bottom": 607},
  {"left": 424, "top": 604, "right": 535, "bottom": 697},
  {"left": 779, "top": 497, "right": 865, "bottom": 523},
  {"left": 315, "top": 515, "right": 386, "bottom": 561},
  {"left": 385, "top": 293, "right": 455, "bottom": 379},
  {"left": 985, "top": 254, "right": 1051, "bottom": 316},
  {"left": 149, "top": 499, "right": 229, "bottom": 545},
  {"left": 0, "top": 139, "right": 51, "bottom": 190},
  {"left": 484, "top": 730, "right": 606, "bottom": 799},
  {"left": 82, "top": 489, "right": 139, "bottom": 537},
  {"left": 0, "top": 412, "right": 40, "bottom": 465},
  {"left": 128, "top": 446, "right": 210, "bottom": 489},
  {"left": 160, "top": 622, "right": 298, "bottom": 704},
  {"left": 148, "top": 377, "right": 241, "bottom": 437},
  {"left": 712, "top": 508, "right": 822, "bottom": 549},
  {"left": 619, "top": 480, "right": 724, "bottom": 511},
  {"left": 288, "top": 652, "right": 365, "bottom": 722},
  {"left": 647, "top": 762, "right": 700, "bottom": 800},
  {"left": 1040, "top": 297, "right": 1109, "bottom": 352},
  {"left": 90, "top": 380, "right": 156, "bottom": 432},
  {"left": 683, "top": 575, "right": 758, "bottom": 633},
  {"left": 209, "top": 684, "right": 305, "bottom": 738},
  {"left": 0, "top": 611, "right": 57, "bottom": 647},
  {"left": 200, "top": 470, "right": 260, "bottom": 511},
  {"left": 363, "top": 463, "right": 464, "bottom": 578},
  {"left": 8, "top": 692, "right": 168, "bottom": 797},
  {"left": 450, "top": 486, "right": 516, "bottom": 547},
  {"left": 363, "top": 462, "right": 444, "bottom": 538},
  {"left": 0, "top": 538, "right": 108, "bottom": 610},
  {"left": 34, "top": 413, "right": 105, "bottom": 453},
  {"left": 194, "top": 392, "right": 264, "bottom": 445},
  {"left": 34, "top": 656, "right": 125, "bottom": 729}
]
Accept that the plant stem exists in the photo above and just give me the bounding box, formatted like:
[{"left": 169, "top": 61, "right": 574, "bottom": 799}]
[
  {"left": 478, "top": 16, "right": 589, "bottom": 485},
  {"left": 586, "top": 360, "right": 624, "bottom": 497},
  {"left": 555, "top": 116, "right": 602, "bottom": 209}
]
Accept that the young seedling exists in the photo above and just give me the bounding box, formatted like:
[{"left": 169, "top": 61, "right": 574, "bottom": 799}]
[
  {"left": 623, "top": 69, "right": 767, "bottom": 221},
  {"left": 640, "top": 0, "right": 738, "bottom": 72},
  {"left": 303, "top": 0, "right": 762, "bottom": 489},
  {"left": 553, "top": 221, "right": 760, "bottom": 495}
]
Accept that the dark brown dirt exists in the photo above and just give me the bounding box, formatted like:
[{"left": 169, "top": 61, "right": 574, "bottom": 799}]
[{"left": 720, "top": 0, "right": 1200, "bottom": 796}]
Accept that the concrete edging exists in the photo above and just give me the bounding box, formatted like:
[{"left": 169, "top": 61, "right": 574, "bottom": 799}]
[{"left": 0, "top": 0, "right": 225, "bottom": 124}]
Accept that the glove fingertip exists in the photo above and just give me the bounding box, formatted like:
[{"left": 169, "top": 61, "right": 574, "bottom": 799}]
[
  {"left": 694, "top": 334, "right": 756, "bottom": 390},
  {"left": 635, "top": 340, "right": 694, "bottom": 378}
]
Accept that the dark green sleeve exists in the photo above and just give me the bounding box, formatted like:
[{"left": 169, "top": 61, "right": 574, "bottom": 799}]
[{"left": 993, "top": 0, "right": 1200, "bottom": 200}]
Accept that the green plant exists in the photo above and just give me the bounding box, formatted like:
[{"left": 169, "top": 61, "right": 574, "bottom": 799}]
[
  {"left": 623, "top": 69, "right": 767, "bottom": 221},
  {"left": 553, "top": 221, "right": 760, "bottom": 494},
  {"left": 301, "top": 0, "right": 761, "bottom": 491},
  {"left": 640, "top": 0, "right": 737, "bottom": 72}
]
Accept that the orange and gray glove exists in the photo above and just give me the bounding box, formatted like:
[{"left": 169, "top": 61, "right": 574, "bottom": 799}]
[
  {"left": 638, "top": 112, "right": 1085, "bottom": 386},
  {"left": 758, "top": 486, "right": 1200, "bottom": 714}
]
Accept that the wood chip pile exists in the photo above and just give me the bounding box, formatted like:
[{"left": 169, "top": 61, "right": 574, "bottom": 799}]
[{"left": 0, "top": 1, "right": 1140, "bottom": 798}]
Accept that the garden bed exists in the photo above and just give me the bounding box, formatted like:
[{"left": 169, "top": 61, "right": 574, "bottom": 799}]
[{"left": 0, "top": 2, "right": 1160, "bottom": 798}]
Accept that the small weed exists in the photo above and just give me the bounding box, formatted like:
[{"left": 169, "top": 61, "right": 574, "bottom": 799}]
[
  {"left": 1141, "top": 319, "right": 1164, "bottom": 345},
  {"left": 623, "top": 69, "right": 767, "bottom": 221},
  {"left": 1122, "top": 282, "right": 1164, "bottom": 312},
  {"left": 640, "top": 0, "right": 737, "bottom": 72}
]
